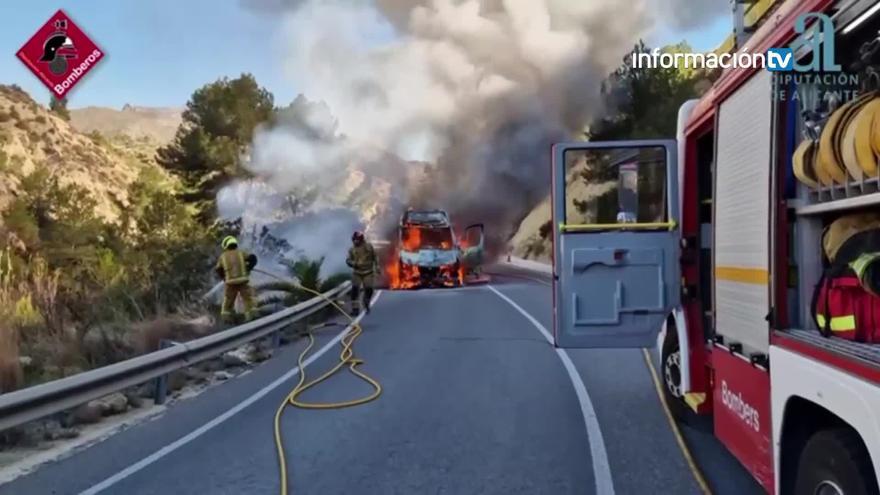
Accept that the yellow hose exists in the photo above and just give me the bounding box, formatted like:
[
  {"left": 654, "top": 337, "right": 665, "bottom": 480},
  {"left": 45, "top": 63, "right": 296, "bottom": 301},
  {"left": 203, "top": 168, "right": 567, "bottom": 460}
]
[{"left": 273, "top": 284, "right": 381, "bottom": 495}]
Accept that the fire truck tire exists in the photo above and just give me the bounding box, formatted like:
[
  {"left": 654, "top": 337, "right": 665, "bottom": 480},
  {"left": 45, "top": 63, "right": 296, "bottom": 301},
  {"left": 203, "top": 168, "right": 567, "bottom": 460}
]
[
  {"left": 661, "top": 334, "right": 688, "bottom": 422},
  {"left": 794, "top": 428, "right": 879, "bottom": 495}
]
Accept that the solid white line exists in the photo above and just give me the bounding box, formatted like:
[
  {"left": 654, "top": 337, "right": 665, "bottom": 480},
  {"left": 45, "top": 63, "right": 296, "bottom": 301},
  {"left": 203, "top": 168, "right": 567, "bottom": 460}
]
[
  {"left": 79, "top": 291, "right": 383, "bottom": 495},
  {"left": 486, "top": 285, "right": 615, "bottom": 495}
]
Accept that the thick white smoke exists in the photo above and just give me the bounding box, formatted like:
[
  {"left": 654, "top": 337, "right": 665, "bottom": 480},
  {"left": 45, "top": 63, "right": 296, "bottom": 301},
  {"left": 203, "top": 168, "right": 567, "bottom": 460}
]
[
  {"left": 226, "top": 0, "right": 726, "bottom": 262},
  {"left": 654, "top": 0, "right": 729, "bottom": 30}
]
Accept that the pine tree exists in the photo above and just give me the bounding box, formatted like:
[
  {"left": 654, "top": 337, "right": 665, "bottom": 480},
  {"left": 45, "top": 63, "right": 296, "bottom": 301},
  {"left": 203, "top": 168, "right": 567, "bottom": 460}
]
[{"left": 49, "top": 96, "right": 70, "bottom": 121}]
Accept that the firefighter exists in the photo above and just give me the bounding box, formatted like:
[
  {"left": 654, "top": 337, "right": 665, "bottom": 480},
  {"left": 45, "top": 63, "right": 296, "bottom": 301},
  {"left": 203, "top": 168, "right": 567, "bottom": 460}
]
[
  {"left": 347, "top": 231, "right": 379, "bottom": 316},
  {"left": 215, "top": 235, "right": 258, "bottom": 323}
]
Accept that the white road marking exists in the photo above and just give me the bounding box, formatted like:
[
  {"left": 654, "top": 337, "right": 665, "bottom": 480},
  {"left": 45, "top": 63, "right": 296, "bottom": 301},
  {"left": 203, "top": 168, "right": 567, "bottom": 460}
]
[
  {"left": 79, "top": 292, "right": 383, "bottom": 495},
  {"left": 487, "top": 285, "right": 616, "bottom": 495}
]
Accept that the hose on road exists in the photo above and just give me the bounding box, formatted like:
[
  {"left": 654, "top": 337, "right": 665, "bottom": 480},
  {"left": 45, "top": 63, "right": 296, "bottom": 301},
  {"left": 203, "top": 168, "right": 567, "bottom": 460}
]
[{"left": 271, "top": 281, "right": 381, "bottom": 495}]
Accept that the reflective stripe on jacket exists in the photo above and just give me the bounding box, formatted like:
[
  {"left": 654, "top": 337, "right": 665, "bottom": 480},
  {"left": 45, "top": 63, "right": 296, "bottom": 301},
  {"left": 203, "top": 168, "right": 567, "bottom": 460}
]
[
  {"left": 815, "top": 314, "right": 856, "bottom": 332},
  {"left": 850, "top": 252, "right": 880, "bottom": 296},
  {"left": 218, "top": 250, "right": 250, "bottom": 284}
]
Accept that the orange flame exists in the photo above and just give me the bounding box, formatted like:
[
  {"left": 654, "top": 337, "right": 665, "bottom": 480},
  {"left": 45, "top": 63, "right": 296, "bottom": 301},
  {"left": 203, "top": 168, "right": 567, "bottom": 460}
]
[
  {"left": 386, "top": 249, "right": 421, "bottom": 290},
  {"left": 386, "top": 225, "right": 465, "bottom": 289},
  {"left": 438, "top": 263, "right": 463, "bottom": 287},
  {"left": 401, "top": 225, "right": 421, "bottom": 251}
]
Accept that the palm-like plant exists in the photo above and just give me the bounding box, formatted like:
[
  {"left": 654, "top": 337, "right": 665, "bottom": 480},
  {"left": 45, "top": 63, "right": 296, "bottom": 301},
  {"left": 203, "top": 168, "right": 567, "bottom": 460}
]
[
  {"left": 254, "top": 256, "right": 349, "bottom": 311},
  {"left": 289, "top": 257, "right": 322, "bottom": 293}
]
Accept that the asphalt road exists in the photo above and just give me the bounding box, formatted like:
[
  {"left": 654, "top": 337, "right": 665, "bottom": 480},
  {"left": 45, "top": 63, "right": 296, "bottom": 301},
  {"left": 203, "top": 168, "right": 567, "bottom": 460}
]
[{"left": 0, "top": 264, "right": 762, "bottom": 495}]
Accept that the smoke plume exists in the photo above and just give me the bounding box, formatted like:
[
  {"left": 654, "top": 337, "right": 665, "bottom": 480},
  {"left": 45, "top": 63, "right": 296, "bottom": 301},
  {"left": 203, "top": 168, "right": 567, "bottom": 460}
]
[
  {"left": 229, "top": 0, "right": 717, "bottom": 260},
  {"left": 654, "top": 0, "right": 729, "bottom": 29}
]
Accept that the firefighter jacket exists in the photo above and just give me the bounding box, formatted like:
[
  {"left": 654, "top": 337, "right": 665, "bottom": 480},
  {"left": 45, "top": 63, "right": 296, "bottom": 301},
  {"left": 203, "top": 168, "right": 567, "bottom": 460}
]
[
  {"left": 215, "top": 249, "right": 255, "bottom": 285},
  {"left": 347, "top": 243, "right": 378, "bottom": 276}
]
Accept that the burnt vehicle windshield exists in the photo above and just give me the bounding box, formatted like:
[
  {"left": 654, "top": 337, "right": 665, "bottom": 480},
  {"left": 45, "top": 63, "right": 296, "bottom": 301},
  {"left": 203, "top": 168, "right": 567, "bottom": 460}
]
[{"left": 404, "top": 227, "right": 453, "bottom": 249}]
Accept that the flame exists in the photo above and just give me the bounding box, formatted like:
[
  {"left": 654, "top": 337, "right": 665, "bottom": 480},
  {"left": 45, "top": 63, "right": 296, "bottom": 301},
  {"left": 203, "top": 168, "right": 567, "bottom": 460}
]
[
  {"left": 401, "top": 225, "right": 421, "bottom": 251},
  {"left": 438, "top": 263, "right": 463, "bottom": 287},
  {"left": 386, "top": 225, "right": 423, "bottom": 289},
  {"left": 386, "top": 251, "right": 421, "bottom": 289},
  {"left": 386, "top": 224, "right": 463, "bottom": 290}
]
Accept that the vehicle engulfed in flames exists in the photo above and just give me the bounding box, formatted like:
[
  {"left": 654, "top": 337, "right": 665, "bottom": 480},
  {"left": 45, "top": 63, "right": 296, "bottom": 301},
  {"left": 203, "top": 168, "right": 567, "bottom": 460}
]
[{"left": 386, "top": 209, "right": 484, "bottom": 290}]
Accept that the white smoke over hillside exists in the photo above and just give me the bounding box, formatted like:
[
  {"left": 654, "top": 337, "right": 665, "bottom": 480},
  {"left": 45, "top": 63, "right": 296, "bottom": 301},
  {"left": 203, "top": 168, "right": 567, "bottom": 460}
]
[{"left": 225, "top": 0, "right": 719, "bottom": 262}]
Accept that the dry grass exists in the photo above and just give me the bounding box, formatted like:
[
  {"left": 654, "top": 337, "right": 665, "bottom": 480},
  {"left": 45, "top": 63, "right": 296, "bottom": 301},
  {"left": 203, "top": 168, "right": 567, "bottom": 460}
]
[
  {"left": 0, "top": 323, "right": 22, "bottom": 393},
  {"left": 132, "top": 315, "right": 214, "bottom": 353},
  {"left": 0, "top": 252, "right": 26, "bottom": 392},
  {"left": 0, "top": 250, "right": 62, "bottom": 391}
]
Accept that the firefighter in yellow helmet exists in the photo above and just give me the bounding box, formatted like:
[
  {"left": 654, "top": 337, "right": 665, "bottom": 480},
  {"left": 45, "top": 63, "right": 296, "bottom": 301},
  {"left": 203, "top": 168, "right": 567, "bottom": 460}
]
[
  {"left": 346, "top": 231, "right": 379, "bottom": 316},
  {"left": 215, "top": 236, "right": 258, "bottom": 323}
]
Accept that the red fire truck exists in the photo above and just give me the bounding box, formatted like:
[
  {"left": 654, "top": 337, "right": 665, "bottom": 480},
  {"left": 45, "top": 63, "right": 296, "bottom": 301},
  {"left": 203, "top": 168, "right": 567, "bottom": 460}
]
[{"left": 550, "top": 1, "right": 880, "bottom": 493}]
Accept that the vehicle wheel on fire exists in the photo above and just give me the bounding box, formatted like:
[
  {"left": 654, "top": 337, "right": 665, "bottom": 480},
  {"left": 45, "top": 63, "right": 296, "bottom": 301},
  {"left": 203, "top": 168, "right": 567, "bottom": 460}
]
[
  {"left": 661, "top": 329, "right": 688, "bottom": 422},
  {"left": 793, "top": 428, "right": 879, "bottom": 495}
]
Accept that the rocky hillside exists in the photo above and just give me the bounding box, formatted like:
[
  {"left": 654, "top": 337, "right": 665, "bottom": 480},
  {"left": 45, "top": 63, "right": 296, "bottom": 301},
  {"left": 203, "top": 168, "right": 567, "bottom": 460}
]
[
  {"left": 0, "top": 85, "right": 172, "bottom": 222},
  {"left": 69, "top": 104, "right": 182, "bottom": 144},
  {"left": 508, "top": 159, "right": 616, "bottom": 263}
]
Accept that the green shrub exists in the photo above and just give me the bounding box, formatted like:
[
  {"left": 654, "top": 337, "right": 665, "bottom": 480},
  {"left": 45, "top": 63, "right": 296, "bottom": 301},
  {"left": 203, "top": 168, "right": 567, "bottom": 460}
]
[
  {"left": 48, "top": 97, "right": 69, "bottom": 121},
  {"left": 87, "top": 130, "right": 106, "bottom": 145}
]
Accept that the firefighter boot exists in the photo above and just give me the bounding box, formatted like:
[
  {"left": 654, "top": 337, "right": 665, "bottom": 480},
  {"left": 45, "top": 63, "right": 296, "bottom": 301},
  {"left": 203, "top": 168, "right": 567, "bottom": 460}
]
[
  {"left": 350, "top": 284, "right": 361, "bottom": 317},
  {"left": 364, "top": 287, "right": 374, "bottom": 314}
]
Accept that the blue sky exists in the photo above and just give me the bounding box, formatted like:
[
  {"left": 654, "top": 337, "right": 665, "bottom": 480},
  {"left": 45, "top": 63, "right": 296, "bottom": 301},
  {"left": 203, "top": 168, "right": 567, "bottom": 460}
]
[
  {"left": 0, "top": 1, "right": 732, "bottom": 109},
  {"left": 650, "top": 15, "right": 733, "bottom": 53}
]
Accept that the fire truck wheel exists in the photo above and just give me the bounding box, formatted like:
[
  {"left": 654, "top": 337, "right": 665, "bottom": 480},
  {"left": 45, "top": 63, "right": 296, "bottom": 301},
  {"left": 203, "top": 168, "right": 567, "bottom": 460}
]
[
  {"left": 794, "top": 428, "right": 879, "bottom": 495},
  {"left": 661, "top": 334, "right": 688, "bottom": 422}
]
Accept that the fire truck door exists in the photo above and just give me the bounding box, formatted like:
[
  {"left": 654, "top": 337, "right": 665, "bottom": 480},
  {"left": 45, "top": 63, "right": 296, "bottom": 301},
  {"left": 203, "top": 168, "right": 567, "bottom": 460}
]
[{"left": 552, "top": 141, "right": 680, "bottom": 348}]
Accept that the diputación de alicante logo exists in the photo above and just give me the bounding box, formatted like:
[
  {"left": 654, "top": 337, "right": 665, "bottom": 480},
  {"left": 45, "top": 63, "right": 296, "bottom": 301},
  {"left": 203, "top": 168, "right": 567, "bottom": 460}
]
[{"left": 16, "top": 9, "right": 104, "bottom": 99}]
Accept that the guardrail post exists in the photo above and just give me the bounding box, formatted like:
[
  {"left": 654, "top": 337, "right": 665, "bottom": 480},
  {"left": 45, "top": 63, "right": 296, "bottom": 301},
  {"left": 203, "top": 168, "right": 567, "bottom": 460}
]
[
  {"left": 272, "top": 330, "right": 281, "bottom": 350},
  {"left": 153, "top": 339, "right": 174, "bottom": 405}
]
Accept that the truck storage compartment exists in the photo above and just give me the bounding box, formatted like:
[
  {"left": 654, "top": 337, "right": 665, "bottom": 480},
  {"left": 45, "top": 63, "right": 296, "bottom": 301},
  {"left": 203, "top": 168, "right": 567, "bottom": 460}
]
[
  {"left": 715, "top": 69, "right": 774, "bottom": 357},
  {"left": 783, "top": 16, "right": 880, "bottom": 365}
]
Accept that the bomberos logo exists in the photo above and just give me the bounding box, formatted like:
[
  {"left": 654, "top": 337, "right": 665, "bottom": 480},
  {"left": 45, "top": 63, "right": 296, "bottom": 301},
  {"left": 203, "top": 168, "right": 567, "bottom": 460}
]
[{"left": 16, "top": 9, "right": 105, "bottom": 99}]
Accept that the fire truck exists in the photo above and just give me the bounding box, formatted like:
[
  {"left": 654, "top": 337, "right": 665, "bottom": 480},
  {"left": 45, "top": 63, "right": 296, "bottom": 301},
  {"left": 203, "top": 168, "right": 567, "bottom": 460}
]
[{"left": 550, "top": 1, "right": 880, "bottom": 493}]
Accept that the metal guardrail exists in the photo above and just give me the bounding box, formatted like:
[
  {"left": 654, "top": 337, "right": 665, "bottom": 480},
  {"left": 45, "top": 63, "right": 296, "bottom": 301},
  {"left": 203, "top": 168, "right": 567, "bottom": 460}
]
[{"left": 0, "top": 282, "right": 351, "bottom": 432}]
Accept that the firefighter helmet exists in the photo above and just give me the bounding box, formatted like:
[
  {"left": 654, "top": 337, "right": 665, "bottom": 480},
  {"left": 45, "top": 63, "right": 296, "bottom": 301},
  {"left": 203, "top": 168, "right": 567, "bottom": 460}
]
[
  {"left": 221, "top": 235, "right": 238, "bottom": 250},
  {"left": 40, "top": 34, "right": 73, "bottom": 62},
  {"left": 823, "top": 213, "right": 880, "bottom": 263}
]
